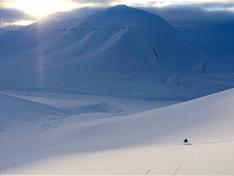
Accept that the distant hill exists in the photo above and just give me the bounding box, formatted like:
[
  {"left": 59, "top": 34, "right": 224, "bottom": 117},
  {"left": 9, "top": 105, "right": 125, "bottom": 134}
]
[{"left": 0, "top": 5, "right": 233, "bottom": 100}]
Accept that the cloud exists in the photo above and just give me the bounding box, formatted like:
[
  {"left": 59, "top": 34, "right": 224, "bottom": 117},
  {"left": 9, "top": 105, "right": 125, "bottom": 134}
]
[
  {"left": 62, "top": 0, "right": 121, "bottom": 7},
  {"left": 0, "top": 0, "right": 233, "bottom": 27},
  {"left": 202, "top": 2, "right": 234, "bottom": 12},
  {"left": 67, "top": 0, "right": 120, "bottom": 4},
  {"left": 0, "top": 8, "right": 35, "bottom": 27},
  {"left": 0, "top": 8, "right": 35, "bottom": 21},
  {"left": 140, "top": 2, "right": 234, "bottom": 27}
]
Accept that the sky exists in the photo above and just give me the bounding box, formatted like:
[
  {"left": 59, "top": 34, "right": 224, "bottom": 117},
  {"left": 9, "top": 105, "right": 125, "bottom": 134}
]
[{"left": 0, "top": 0, "right": 233, "bottom": 27}]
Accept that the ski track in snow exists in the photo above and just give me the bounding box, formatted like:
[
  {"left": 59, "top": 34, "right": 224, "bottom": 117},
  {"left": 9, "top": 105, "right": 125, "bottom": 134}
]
[
  {"left": 144, "top": 168, "right": 152, "bottom": 175},
  {"left": 172, "top": 165, "right": 183, "bottom": 175}
]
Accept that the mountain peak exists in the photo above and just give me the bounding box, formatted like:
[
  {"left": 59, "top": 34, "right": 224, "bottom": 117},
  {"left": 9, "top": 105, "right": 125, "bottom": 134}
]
[
  {"left": 112, "top": 4, "right": 129, "bottom": 8},
  {"left": 80, "top": 4, "right": 170, "bottom": 28},
  {"left": 109, "top": 4, "right": 129, "bottom": 10}
]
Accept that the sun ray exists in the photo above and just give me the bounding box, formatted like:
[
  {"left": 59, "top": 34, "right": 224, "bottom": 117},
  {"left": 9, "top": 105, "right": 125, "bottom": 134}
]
[{"left": 2, "top": 0, "right": 80, "bottom": 19}]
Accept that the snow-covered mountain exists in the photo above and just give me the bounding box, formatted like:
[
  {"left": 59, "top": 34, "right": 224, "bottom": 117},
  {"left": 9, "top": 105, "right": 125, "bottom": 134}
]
[
  {"left": 0, "top": 5, "right": 233, "bottom": 99},
  {"left": 1, "top": 6, "right": 233, "bottom": 174}
]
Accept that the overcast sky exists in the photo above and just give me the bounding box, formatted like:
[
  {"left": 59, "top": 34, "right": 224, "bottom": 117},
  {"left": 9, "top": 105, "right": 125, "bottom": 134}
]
[{"left": 0, "top": 0, "right": 233, "bottom": 27}]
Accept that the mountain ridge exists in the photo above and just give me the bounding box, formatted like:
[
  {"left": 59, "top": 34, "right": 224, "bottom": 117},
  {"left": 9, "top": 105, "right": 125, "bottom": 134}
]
[{"left": 0, "top": 5, "right": 233, "bottom": 100}]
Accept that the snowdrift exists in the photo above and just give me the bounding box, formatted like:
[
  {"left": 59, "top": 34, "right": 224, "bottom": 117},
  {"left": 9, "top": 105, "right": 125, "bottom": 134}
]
[{"left": 1, "top": 89, "right": 233, "bottom": 175}]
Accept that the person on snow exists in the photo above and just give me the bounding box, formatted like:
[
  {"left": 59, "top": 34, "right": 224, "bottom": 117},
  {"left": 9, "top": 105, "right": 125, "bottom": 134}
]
[{"left": 183, "top": 138, "right": 188, "bottom": 144}]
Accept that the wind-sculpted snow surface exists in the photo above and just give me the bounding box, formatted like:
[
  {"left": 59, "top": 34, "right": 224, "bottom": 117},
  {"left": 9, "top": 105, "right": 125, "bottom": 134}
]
[
  {"left": 1, "top": 5, "right": 232, "bottom": 100},
  {"left": 1, "top": 89, "right": 233, "bottom": 175},
  {"left": 0, "top": 90, "right": 177, "bottom": 170}
]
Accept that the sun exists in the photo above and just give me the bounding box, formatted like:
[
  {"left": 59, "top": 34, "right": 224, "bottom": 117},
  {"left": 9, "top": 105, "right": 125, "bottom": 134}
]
[{"left": 2, "top": 0, "right": 80, "bottom": 19}]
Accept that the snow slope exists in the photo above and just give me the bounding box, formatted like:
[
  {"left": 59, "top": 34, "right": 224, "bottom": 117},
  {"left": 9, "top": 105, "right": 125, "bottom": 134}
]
[
  {"left": 0, "top": 94, "right": 63, "bottom": 130},
  {"left": 1, "top": 89, "right": 233, "bottom": 175},
  {"left": 0, "top": 90, "right": 176, "bottom": 170},
  {"left": 1, "top": 5, "right": 232, "bottom": 100}
]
